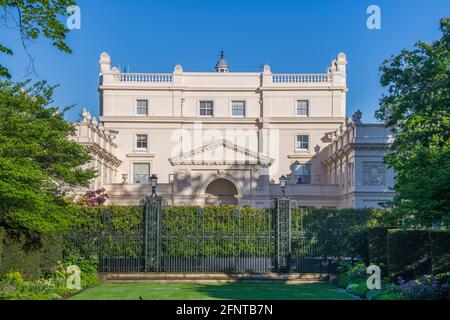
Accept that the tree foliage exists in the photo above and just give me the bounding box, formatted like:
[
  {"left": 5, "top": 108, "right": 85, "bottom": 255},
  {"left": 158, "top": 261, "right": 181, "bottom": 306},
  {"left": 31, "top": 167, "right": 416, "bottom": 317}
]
[
  {"left": 376, "top": 18, "right": 450, "bottom": 227},
  {"left": 0, "top": 0, "right": 76, "bottom": 78},
  {"left": 79, "top": 188, "right": 109, "bottom": 207},
  {"left": 0, "top": 80, "right": 95, "bottom": 233}
]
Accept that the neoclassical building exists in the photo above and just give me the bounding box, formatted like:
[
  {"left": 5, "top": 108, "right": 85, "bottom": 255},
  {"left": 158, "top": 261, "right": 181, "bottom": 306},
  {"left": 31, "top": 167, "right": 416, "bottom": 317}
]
[{"left": 72, "top": 52, "right": 396, "bottom": 209}]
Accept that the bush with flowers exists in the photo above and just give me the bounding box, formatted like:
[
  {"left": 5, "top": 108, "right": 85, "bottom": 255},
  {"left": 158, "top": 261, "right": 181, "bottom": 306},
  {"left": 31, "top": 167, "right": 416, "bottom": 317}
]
[
  {"left": 336, "top": 261, "right": 450, "bottom": 300},
  {"left": 0, "top": 258, "right": 99, "bottom": 300}
]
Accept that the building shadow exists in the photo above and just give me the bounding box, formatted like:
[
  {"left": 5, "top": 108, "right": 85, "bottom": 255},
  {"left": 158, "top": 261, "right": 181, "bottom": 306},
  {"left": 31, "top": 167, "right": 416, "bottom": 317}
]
[{"left": 194, "top": 278, "right": 349, "bottom": 300}]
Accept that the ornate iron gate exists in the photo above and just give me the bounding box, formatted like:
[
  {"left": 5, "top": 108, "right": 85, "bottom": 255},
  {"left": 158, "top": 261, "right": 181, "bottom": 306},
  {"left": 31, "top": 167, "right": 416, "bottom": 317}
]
[{"left": 132, "top": 195, "right": 298, "bottom": 273}]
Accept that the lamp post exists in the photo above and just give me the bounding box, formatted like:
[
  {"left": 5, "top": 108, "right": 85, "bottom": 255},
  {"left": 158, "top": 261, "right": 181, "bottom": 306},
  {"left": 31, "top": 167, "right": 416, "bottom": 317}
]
[
  {"left": 280, "top": 175, "right": 287, "bottom": 196},
  {"left": 150, "top": 174, "right": 158, "bottom": 197}
]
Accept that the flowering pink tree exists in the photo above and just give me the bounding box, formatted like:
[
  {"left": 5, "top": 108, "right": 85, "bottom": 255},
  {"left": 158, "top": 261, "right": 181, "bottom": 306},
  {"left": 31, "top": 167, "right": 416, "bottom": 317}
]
[{"left": 82, "top": 188, "right": 109, "bottom": 207}]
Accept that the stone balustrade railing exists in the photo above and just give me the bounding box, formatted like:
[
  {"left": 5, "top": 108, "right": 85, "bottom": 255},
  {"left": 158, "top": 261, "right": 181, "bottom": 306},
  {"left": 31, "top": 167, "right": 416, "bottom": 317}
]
[
  {"left": 272, "top": 73, "right": 331, "bottom": 83},
  {"left": 108, "top": 72, "right": 334, "bottom": 86},
  {"left": 116, "top": 73, "right": 173, "bottom": 83}
]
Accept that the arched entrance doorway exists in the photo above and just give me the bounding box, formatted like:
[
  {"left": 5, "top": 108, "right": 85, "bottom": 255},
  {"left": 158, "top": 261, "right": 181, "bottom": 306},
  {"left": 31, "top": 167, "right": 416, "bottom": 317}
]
[{"left": 205, "top": 178, "right": 239, "bottom": 206}]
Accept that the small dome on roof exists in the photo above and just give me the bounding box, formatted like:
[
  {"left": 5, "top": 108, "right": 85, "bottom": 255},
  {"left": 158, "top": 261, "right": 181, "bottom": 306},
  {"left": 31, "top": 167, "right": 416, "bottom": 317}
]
[{"left": 215, "top": 51, "right": 229, "bottom": 72}]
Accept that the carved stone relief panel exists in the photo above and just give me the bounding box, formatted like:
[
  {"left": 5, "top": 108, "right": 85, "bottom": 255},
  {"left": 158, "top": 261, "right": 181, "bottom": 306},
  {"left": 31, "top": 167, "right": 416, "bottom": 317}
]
[{"left": 363, "top": 162, "right": 386, "bottom": 186}]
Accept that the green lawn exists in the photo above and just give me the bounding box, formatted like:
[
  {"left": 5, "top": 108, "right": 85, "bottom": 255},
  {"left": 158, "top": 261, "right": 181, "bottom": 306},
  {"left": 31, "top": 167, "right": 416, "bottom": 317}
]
[{"left": 71, "top": 283, "right": 355, "bottom": 300}]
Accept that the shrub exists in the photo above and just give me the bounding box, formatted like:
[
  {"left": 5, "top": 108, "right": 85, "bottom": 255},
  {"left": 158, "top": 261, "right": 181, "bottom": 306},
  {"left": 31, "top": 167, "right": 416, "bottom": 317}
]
[
  {"left": 398, "top": 276, "right": 450, "bottom": 300},
  {"left": 63, "top": 257, "right": 99, "bottom": 288},
  {"left": 0, "top": 231, "right": 43, "bottom": 278},
  {"left": 429, "top": 231, "right": 450, "bottom": 277},
  {"left": 347, "top": 282, "right": 370, "bottom": 297},
  {"left": 337, "top": 262, "right": 367, "bottom": 290},
  {"left": 3, "top": 271, "right": 24, "bottom": 286},
  {"left": 373, "top": 283, "right": 406, "bottom": 301},
  {"left": 0, "top": 230, "right": 63, "bottom": 279},
  {"left": 0, "top": 227, "right": 4, "bottom": 266},
  {"left": 387, "top": 230, "right": 432, "bottom": 280},
  {"left": 294, "top": 209, "right": 370, "bottom": 262},
  {"left": 368, "top": 227, "right": 391, "bottom": 273},
  {"left": 0, "top": 260, "right": 99, "bottom": 300},
  {"left": 0, "top": 271, "right": 61, "bottom": 300}
]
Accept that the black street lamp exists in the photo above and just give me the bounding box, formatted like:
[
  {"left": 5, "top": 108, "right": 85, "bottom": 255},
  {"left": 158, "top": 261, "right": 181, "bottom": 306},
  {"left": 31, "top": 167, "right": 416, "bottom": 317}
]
[
  {"left": 280, "top": 175, "right": 288, "bottom": 196},
  {"left": 150, "top": 174, "right": 158, "bottom": 197}
]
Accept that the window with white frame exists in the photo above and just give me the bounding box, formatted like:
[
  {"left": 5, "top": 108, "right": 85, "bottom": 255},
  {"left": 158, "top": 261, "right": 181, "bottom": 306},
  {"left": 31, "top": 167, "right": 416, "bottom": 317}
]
[
  {"left": 296, "top": 100, "right": 309, "bottom": 117},
  {"left": 296, "top": 135, "right": 310, "bottom": 151},
  {"left": 133, "top": 163, "right": 150, "bottom": 184},
  {"left": 199, "top": 101, "right": 214, "bottom": 117},
  {"left": 136, "top": 100, "right": 148, "bottom": 116},
  {"left": 231, "top": 101, "right": 245, "bottom": 117},
  {"left": 136, "top": 134, "right": 148, "bottom": 150},
  {"left": 293, "top": 164, "right": 312, "bottom": 185}
]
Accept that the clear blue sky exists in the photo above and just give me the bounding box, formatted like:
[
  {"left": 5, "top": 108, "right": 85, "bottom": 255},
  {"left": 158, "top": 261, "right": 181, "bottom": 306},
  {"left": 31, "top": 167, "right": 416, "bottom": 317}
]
[{"left": 1, "top": 0, "right": 449, "bottom": 122}]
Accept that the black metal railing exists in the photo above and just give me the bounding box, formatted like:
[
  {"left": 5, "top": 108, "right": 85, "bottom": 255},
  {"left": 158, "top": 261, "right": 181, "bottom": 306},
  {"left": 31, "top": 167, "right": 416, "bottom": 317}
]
[{"left": 65, "top": 199, "right": 370, "bottom": 274}]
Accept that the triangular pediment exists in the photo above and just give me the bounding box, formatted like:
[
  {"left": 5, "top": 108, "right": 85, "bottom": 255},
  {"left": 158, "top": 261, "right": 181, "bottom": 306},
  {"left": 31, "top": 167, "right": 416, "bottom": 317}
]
[{"left": 169, "top": 139, "right": 273, "bottom": 167}]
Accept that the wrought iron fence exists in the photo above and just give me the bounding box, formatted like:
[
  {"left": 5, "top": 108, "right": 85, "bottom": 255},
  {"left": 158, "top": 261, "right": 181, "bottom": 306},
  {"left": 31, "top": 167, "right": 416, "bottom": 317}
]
[
  {"left": 66, "top": 198, "right": 370, "bottom": 274},
  {"left": 157, "top": 206, "right": 274, "bottom": 273}
]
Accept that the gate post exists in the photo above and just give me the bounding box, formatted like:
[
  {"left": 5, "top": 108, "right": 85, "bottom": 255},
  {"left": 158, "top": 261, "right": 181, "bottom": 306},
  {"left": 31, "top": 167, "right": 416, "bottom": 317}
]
[
  {"left": 141, "top": 195, "right": 162, "bottom": 272},
  {"left": 275, "top": 196, "right": 292, "bottom": 273}
]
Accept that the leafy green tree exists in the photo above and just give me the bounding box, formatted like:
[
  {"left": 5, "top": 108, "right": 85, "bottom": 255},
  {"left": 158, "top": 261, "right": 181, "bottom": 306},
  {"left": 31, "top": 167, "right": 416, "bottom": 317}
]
[
  {"left": 0, "top": 0, "right": 76, "bottom": 78},
  {"left": 376, "top": 18, "right": 450, "bottom": 227},
  {"left": 0, "top": 81, "right": 95, "bottom": 233}
]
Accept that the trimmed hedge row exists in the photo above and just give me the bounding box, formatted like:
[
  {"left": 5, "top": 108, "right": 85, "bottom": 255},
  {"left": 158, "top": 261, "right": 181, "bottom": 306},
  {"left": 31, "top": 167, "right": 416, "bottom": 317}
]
[
  {"left": 387, "top": 230, "right": 432, "bottom": 280},
  {"left": 0, "top": 230, "right": 63, "bottom": 279},
  {"left": 67, "top": 206, "right": 373, "bottom": 259},
  {"left": 368, "top": 227, "right": 389, "bottom": 269},
  {"left": 368, "top": 228, "right": 450, "bottom": 280},
  {"left": 430, "top": 231, "right": 450, "bottom": 276},
  {"left": 0, "top": 227, "right": 4, "bottom": 267}
]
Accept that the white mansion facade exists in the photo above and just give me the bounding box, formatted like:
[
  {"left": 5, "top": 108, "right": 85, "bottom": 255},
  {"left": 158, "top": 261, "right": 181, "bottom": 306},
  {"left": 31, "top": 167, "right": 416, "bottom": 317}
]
[{"left": 71, "top": 52, "right": 396, "bottom": 209}]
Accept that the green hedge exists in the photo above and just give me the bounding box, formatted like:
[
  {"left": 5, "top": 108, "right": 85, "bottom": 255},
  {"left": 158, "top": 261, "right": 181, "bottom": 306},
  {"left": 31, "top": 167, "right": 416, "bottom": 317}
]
[
  {"left": 66, "top": 205, "right": 373, "bottom": 259},
  {"left": 429, "top": 231, "right": 450, "bottom": 276},
  {"left": 64, "top": 205, "right": 143, "bottom": 260},
  {"left": 0, "top": 230, "right": 63, "bottom": 279},
  {"left": 0, "top": 227, "right": 4, "bottom": 267},
  {"left": 293, "top": 208, "right": 370, "bottom": 261},
  {"left": 384, "top": 230, "right": 450, "bottom": 280},
  {"left": 368, "top": 227, "right": 392, "bottom": 272},
  {"left": 387, "top": 230, "right": 432, "bottom": 280}
]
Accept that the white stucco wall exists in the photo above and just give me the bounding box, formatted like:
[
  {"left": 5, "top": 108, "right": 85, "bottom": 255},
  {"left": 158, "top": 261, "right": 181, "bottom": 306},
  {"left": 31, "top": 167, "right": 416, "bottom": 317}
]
[{"left": 72, "top": 52, "right": 395, "bottom": 209}]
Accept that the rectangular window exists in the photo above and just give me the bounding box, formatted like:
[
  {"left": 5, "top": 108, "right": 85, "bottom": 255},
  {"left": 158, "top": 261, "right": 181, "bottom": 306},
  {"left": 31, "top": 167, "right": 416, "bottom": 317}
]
[
  {"left": 231, "top": 101, "right": 246, "bottom": 117},
  {"left": 136, "top": 100, "right": 148, "bottom": 116},
  {"left": 296, "top": 135, "right": 310, "bottom": 151},
  {"left": 296, "top": 100, "right": 309, "bottom": 117},
  {"left": 136, "top": 134, "right": 148, "bottom": 150},
  {"left": 199, "top": 101, "right": 214, "bottom": 117},
  {"left": 294, "top": 164, "right": 312, "bottom": 185},
  {"left": 133, "top": 163, "right": 150, "bottom": 184}
]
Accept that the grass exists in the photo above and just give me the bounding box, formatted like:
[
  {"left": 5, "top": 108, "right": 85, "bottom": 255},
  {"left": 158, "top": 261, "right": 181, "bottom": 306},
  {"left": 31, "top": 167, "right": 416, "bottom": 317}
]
[{"left": 70, "top": 283, "right": 355, "bottom": 300}]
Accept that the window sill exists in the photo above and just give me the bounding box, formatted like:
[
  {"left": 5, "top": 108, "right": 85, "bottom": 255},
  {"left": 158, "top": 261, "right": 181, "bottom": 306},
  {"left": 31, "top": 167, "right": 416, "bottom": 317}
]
[
  {"left": 126, "top": 153, "right": 155, "bottom": 158},
  {"left": 288, "top": 152, "right": 313, "bottom": 159}
]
